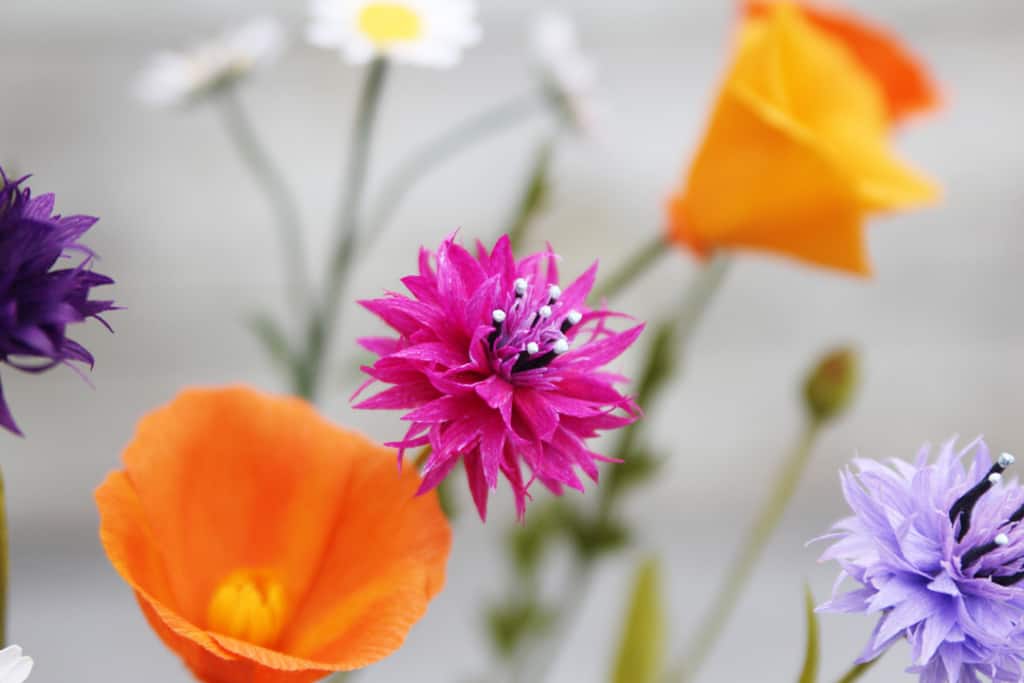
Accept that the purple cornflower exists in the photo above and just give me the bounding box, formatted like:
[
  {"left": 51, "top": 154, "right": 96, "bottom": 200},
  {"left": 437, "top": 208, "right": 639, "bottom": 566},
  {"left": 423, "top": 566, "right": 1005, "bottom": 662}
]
[
  {"left": 818, "top": 438, "right": 1024, "bottom": 682},
  {"left": 354, "top": 233, "right": 642, "bottom": 521},
  {"left": 0, "top": 169, "right": 116, "bottom": 436}
]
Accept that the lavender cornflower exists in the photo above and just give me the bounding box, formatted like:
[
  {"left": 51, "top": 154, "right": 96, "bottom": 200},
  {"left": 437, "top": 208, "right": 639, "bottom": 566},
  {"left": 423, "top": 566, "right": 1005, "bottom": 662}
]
[
  {"left": 819, "top": 438, "right": 1024, "bottom": 682},
  {"left": 0, "top": 170, "right": 116, "bottom": 435}
]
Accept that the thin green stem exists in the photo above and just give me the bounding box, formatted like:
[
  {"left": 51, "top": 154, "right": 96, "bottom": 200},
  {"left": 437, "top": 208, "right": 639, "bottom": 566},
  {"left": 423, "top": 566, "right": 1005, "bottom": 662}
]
[
  {"left": 362, "top": 93, "right": 540, "bottom": 252},
  {"left": 505, "top": 137, "right": 557, "bottom": 251},
  {"left": 217, "top": 87, "right": 310, "bottom": 316},
  {"left": 0, "top": 466, "right": 7, "bottom": 646},
  {"left": 298, "top": 58, "right": 390, "bottom": 400},
  {"left": 835, "top": 660, "right": 877, "bottom": 683},
  {"left": 669, "top": 418, "right": 825, "bottom": 683},
  {"left": 590, "top": 237, "right": 667, "bottom": 302}
]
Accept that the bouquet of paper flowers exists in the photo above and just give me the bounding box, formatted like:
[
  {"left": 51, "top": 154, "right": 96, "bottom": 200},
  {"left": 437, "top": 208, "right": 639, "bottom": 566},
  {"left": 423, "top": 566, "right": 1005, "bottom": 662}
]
[{"left": 1, "top": 2, "right": 1016, "bottom": 682}]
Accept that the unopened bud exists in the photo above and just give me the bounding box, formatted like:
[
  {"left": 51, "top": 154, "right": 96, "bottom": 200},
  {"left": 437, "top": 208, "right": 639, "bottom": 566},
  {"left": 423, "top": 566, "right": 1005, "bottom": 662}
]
[{"left": 803, "top": 347, "right": 860, "bottom": 423}]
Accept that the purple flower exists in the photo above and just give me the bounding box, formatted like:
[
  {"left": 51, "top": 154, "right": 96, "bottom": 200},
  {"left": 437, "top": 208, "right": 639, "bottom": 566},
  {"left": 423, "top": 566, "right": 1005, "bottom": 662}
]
[
  {"left": 818, "top": 438, "right": 1024, "bottom": 682},
  {"left": 0, "top": 169, "right": 116, "bottom": 436},
  {"left": 354, "top": 233, "right": 642, "bottom": 521}
]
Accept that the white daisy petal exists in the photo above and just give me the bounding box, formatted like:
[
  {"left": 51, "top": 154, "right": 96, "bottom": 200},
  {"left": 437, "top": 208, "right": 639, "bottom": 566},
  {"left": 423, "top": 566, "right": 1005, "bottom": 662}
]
[
  {"left": 307, "top": 0, "right": 481, "bottom": 69},
  {"left": 529, "top": 10, "right": 603, "bottom": 134},
  {"left": 136, "top": 16, "right": 286, "bottom": 107},
  {"left": 0, "top": 646, "right": 33, "bottom": 683}
]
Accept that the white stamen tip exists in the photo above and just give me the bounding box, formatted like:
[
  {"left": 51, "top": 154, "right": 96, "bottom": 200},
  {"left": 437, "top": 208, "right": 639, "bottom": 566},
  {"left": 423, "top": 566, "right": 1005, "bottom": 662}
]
[
  {"left": 548, "top": 285, "right": 562, "bottom": 300},
  {"left": 526, "top": 342, "right": 540, "bottom": 355},
  {"left": 539, "top": 305, "right": 552, "bottom": 318},
  {"left": 996, "top": 533, "right": 1010, "bottom": 546},
  {"left": 553, "top": 339, "right": 570, "bottom": 355},
  {"left": 514, "top": 278, "right": 528, "bottom": 296},
  {"left": 1000, "top": 453, "right": 1016, "bottom": 468},
  {"left": 989, "top": 473, "right": 1003, "bottom": 485},
  {"left": 567, "top": 310, "right": 583, "bottom": 325},
  {"left": 492, "top": 309, "right": 507, "bottom": 323}
]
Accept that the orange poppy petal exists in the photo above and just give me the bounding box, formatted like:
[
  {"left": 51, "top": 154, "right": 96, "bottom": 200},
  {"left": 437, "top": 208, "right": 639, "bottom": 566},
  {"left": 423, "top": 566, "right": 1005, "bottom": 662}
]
[{"left": 744, "top": 0, "right": 940, "bottom": 121}]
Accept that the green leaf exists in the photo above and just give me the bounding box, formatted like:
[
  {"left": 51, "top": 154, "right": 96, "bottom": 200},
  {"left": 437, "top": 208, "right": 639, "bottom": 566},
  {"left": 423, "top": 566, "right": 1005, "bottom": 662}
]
[
  {"left": 611, "top": 557, "right": 665, "bottom": 683},
  {"left": 248, "top": 313, "right": 296, "bottom": 372},
  {"left": 797, "top": 585, "right": 820, "bottom": 683}
]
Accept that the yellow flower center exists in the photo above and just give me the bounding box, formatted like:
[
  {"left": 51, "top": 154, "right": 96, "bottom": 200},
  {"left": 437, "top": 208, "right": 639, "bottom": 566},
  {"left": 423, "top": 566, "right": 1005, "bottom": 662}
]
[
  {"left": 358, "top": 3, "right": 423, "bottom": 46},
  {"left": 207, "top": 569, "right": 287, "bottom": 647}
]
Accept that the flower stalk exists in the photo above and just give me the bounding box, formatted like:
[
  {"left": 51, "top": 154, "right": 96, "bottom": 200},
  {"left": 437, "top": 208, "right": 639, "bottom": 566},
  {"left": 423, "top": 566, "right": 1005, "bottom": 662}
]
[
  {"left": 590, "top": 236, "right": 669, "bottom": 301},
  {"left": 506, "top": 137, "right": 557, "bottom": 250},
  {"left": 835, "top": 660, "right": 877, "bottom": 683}
]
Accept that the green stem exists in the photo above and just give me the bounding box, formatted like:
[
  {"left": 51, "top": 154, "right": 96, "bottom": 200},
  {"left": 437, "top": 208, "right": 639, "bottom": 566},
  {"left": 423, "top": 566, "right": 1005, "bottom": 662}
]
[
  {"left": 0, "top": 466, "right": 7, "bottom": 646},
  {"left": 362, "top": 93, "right": 540, "bottom": 253},
  {"left": 217, "top": 86, "right": 310, "bottom": 317},
  {"left": 298, "top": 58, "right": 390, "bottom": 401},
  {"left": 669, "top": 418, "right": 825, "bottom": 683},
  {"left": 506, "top": 138, "right": 557, "bottom": 251},
  {"left": 836, "top": 659, "right": 877, "bottom": 683},
  {"left": 590, "top": 237, "right": 668, "bottom": 302}
]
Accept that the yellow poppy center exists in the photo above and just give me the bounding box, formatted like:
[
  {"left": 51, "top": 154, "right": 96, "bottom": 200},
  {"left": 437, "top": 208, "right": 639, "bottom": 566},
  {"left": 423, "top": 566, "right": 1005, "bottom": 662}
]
[
  {"left": 207, "top": 569, "right": 287, "bottom": 647},
  {"left": 358, "top": 3, "right": 423, "bottom": 45}
]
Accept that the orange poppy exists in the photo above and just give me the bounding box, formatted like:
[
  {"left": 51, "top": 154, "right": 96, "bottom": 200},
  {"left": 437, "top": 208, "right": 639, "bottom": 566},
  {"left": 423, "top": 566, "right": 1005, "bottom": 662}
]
[
  {"left": 745, "top": 0, "right": 940, "bottom": 122},
  {"left": 96, "top": 386, "right": 451, "bottom": 683},
  {"left": 667, "top": 2, "right": 938, "bottom": 275}
]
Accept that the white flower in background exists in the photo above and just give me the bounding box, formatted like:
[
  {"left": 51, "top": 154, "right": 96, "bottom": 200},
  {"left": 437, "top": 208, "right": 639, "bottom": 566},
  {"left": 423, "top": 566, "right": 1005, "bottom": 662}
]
[
  {"left": 308, "top": 0, "right": 481, "bottom": 68},
  {"left": 529, "top": 10, "right": 602, "bottom": 134},
  {"left": 0, "top": 646, "right": 32, "bottom": 683},
  {"left": 137, "top": 17, "right": 286, "bottom": 107}
]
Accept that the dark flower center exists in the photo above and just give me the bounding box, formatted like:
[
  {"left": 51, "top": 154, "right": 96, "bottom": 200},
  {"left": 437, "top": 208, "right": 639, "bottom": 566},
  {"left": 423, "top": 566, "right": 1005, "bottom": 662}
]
[{"left": 486, "top": 277, "right": 582, "bottom": 376}]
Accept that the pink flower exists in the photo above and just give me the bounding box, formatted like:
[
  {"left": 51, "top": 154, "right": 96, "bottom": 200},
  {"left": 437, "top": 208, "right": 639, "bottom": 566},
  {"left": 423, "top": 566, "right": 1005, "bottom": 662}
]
[{"left": 354, "top": 234, "right": 643, "bottom": 520}]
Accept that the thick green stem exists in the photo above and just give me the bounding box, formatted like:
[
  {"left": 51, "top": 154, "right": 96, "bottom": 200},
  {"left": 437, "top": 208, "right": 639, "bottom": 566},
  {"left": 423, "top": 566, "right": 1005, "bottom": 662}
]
[
  {"left": 298, "top": 58, "right": 389, "bottom": 400},
  {"left": 506, "top": 138, "right": 557, "bottom": 251},
  {"left": 590, "top": 237, "right": 668, "bottom": 302},
  {"left": 669, "top": 419, "right": 825, "bottom": 683},
  {"left": 218, "top": 87, "right": 310, "bottom": 317},
  {"left": 363, "top": 93, "right": 539, "bottom": 252},
  {"left": 0, "top": 466, "right": 7, "bottom": 646},
  {"left": 835, "top": 659, "right": 877, "bottom": 683}
]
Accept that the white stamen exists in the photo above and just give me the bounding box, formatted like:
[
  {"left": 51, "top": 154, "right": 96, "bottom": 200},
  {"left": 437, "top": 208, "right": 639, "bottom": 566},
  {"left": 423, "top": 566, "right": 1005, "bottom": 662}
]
[
  {"left": 1000, "top": 453, "right": 1017, "bottom": 468},
  {"left": 567, "top": 310, "right": 583, "bottom": 325},
  {"left": 514, "top": 278, "right": 528, "bottom": 296},
  {"left": 989, "top": 473, "right": 1003, "bottom": 485},
  {"left": 553, "top": 339, "right": 570, "bottom": 355},
  {"left": 996, "top": 533, "right": 1011, "bottom": 546},
  {"left": 492, "top": 309, "right": 507, "bottom": 324},
  {"left": 548, "top": 284, "right": 562, "bottom": 301},
  {"left": 539, "top": 305, "right": 552, "bottom": 319},
  {"left": 526, "top": 342, "right": 540, "bottom": 355}
]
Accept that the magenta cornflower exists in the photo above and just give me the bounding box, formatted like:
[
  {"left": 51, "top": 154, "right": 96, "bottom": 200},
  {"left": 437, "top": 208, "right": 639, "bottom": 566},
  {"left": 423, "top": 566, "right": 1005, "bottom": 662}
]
[{"left": 354, "top": 233, "right": 643, "bottom": 520}]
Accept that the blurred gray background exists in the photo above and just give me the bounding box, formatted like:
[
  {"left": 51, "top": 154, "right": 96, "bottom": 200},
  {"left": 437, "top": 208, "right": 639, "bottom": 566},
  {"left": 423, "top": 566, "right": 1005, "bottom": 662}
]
[{"left": 2, "top": 0, "right": 1023, "bottom": 680}]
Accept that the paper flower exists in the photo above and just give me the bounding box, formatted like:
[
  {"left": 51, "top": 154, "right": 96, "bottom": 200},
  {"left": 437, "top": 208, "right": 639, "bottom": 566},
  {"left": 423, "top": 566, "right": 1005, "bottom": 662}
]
[
  {"left": 666, "top": 2, "right": 938, "bottom": 275},
  {"left": 529, "top": 10, "right": 602, "bottom": 134},
  {"left": 137, "top": 17, "right": 285, "bottom": 107},
  {"left": 308, "top": 0, "right": 481, "bottom": 68},
  {"left": 0, "top": 169, "right": 116, "bottom": 436},
  {"left": 745, "top": 1, "right": 940, "bottom": 122},
  {"left": 354, "top": 234, "right": 642, "bottom": 521},
  {"left": 96, "top": 387, "right": 451, "bottom": 682},
  {"left": 818, "top": 438, "right": 1024, "bottom": 682},
  {"left": 0, "top": 646, "right": 32, "bottom": 683}
]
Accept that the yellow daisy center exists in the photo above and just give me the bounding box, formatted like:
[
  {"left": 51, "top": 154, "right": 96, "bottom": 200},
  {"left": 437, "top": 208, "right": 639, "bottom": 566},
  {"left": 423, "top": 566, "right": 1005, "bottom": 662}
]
[
  {"left": 207, "top": 569, "right": 287, "bottom": 647},
  {"left": 358, "top": 3, "right": 424, "bottom": 46}
]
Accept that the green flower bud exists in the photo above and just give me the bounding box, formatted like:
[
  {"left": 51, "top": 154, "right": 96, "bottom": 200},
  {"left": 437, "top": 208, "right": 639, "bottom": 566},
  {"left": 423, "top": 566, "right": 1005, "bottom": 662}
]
[{"left": 803, "top": 347, "right": 860, "bottom": 423}]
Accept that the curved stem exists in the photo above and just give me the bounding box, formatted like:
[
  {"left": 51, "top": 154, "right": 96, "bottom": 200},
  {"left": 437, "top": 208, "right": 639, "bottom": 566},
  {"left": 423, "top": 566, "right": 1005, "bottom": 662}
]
[
  {"left": 362, "top": 93, "right": 540, "bottom": 253},
  {"left": 298, "top": 58, "right": 389, "bottom": 400},
  {"left": 835, "top": 660, "right": 877, "bottom": 683},
  {"left": 217, "top": 87, "right": 310, "bottom": 316},
  {"left": 505, "top": 137, "right": 558, "bottom": 251},
  {"left": 590, "top": 237, "right": 667, "bottom": 302},
  {"left": 668, "top": 418, "right": 825, "bottom": 683}
]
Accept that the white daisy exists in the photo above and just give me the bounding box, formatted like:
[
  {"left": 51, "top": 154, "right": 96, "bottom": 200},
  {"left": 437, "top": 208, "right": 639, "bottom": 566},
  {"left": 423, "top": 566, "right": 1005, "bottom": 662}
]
[
  {"left": 0, "top": 646, "right": 32, "bottom": 683},
  {"left": 307, "top": 0, "right": 481, "bottom": 68},
  {"left": 137, "top": 17, "right": 286, "bottom": 107},
  {"left": 529, "top": 10, "right": 602, "bottom": 133}
]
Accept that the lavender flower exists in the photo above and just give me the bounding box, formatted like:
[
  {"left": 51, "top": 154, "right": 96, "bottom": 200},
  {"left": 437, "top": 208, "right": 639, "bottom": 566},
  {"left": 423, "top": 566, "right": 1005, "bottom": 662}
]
[
  {"left": 354, "top": 233, "right": 642, "bottom": 521},
  {"left": 0, "top": 170, "right": 116, "bottom": 435},
  {"left": 819, "top": 438, "right": 1024, "bottom": 682}
]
